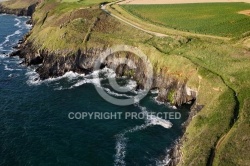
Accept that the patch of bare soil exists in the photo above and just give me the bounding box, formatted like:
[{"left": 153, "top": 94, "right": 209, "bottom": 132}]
[{"left": 238, "top": 10, "right": 250, "bottom": 16}]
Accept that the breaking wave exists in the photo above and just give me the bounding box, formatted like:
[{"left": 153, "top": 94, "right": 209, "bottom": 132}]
[{"left": 114, "top": 105, "right": 172, "bottom": 166}]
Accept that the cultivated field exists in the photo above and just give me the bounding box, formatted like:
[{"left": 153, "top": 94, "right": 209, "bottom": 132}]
[
  {"left": 120, "top": 0, "right": 250, "bottom": 4},
  {"left": 121, "top": 3, "right": 250, "bottom": 37}
]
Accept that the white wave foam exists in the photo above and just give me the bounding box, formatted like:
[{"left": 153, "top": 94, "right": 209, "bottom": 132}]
[
  {"left": 114, "top": 124, "right": 149, "bottom": 166},
  {"left": 102, "top": 67, "right": 116, "bottom": 78},
  {"left": 26, "top": 70, "right": 85, "bottom": 86},
  {"left": 4, "top": 64, "right": 14, "bottom": 71},
  {"left": 26, "top": 70, "right": 41, "bottom": 86},
  {"left": 156, "top": 155, "right": 171, "bottom": 166},
  {"left": 1, "top": 30, "right": 22, "bottom": 48},
  {"left": 151, "top": 89, "right": 159, "bottom": 94},
  {"left": 138, "top": 105, "right": 173, "bottom": 129},
  {"left": 114, "top": 134, "right": 127, "bottom": 166},
  {"left": 147, "top": 116, "right": 173, "bottom": 129},
  {"left": 54, "top": 86, "right": 63, "bottom": 91},
  {"left": 14, "top": 18, "right": 22, "bottom": 28},
  {"left": 104, "top": 87, "right": 133, "bottom": 98},
  {"left": 0, "top": 54, "right": 7, "bottom": 59},
  {"left": 114, "top": 105, "right": 172, "bottom": 166},
  {"left": 69, "top": 77, "right": 101, "bottom": 89},
  {"left": 153, "top": 97, "right": 165, "bottom": 105},
  {"left": 172, "top": 106, "right": 177, "bottom": 110},
  {"left": 126, "top": 80, "right": 137, "bottom": 91},
  {"left": 8, "top": 73, "right": 20, "bottom": 78}
]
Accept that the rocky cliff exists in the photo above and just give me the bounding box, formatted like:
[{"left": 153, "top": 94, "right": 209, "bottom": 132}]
[
  {"left": 11, "top": 39, "right": 197, "bottom": 106},
  {"left": 0, "top": 3, "right": 37, "bottom": 16}
]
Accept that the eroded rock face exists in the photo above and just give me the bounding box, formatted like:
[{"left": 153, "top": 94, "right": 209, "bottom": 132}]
[
  {"left": 11, "top": 41, "right": 197, "bottom": 106},
  {"left": 0, "top": 3, "right": 37, "bottom": 16}
]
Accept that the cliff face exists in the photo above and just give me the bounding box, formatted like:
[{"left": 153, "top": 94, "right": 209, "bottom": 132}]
[
  {"left": 11, "top": 40, "right": 197, "bottom": 106},
  {"left": 0, "top": 3, "right": 37, "bottom": 16}
]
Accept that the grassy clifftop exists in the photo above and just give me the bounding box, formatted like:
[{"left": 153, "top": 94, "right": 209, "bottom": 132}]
[{"left": 24, "top": 0, "right": 200, "bottom": 83}]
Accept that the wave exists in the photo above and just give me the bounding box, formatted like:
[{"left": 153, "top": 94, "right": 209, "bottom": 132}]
[
  {"left": 103, "top": 87, "right": 133, "bottom": 98},
  {"left": 101, "top": 67, "right": 116, "bottom": 78},
  {"left": 0, "top": 54, "right": 7, "bottom": 59},
  {"left": 151, "top": 89, "right": 159, "bottom": 94},
  {"left": 14, "top": 17, "right": 32, "bottom": 30},
  {"left": 8, "top": 73, "right": 20, "bottom": 78},
  {"left": 153, "top": 97, "right": 165, "bottom": 105},
  {"left": 26, "top": 70, "right": 40, "bottom": 85},
  {"left": 0, "top": 30, "right": 22, "bottom": 48},
  {"left": 26, "top": 70, "right": 86, "bottom": 86},
  {"left": 114, "top": 105, "right": 172, "bottom": 166},
  {"left": 152, "top": 97, "right": 178, "bottom": 110},
  {"left": 0, "top": 17, "right": 31, "bottom": 53},
  {"left": 138, "top": 105, "right": 173, "bottom": 129},
  {"left": 114, "top": 123, "right": 149, "bottom": 166},
  {"left": 4, "top": 64, "right": 14, "bottom": 71},
  {"left": 155, "top": 150, "right": 171, "bottom": 166},
  {"left": 114, "top": 134, "right": 127, "bottom": 166},
  {"left": 14, "top": 18, "right": 22, "bottom": 28}
]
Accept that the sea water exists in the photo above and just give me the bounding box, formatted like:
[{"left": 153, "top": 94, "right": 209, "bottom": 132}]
[{"left": 0, "top": 14, "right": 190, "bottom": 166}]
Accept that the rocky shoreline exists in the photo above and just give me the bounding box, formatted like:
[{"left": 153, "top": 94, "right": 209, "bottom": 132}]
[
  {"left": 10, "top": 40, "right": 197, "bottom": 106},
  {"left": 167, "top": 102, "right": 204, "bottom": 166},
  {"left": 1, "top": 3, "right": 200, "bottom": 165}
]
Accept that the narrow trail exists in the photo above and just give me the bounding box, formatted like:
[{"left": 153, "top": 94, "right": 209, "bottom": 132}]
[{"left": 101, "top": 1, "right": 168, "bottom": 37}]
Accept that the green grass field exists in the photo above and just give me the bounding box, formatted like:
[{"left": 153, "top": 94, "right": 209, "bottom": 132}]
[{"left": 121, "top": 3, "right": 250, "bottom": 37}]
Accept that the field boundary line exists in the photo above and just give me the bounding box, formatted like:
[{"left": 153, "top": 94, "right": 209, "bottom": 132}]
[{"left": 102, "top": 0, "right": 232, "bottom": 40}]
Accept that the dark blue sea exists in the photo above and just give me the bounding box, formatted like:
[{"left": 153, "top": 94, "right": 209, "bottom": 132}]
[{"left": 0, "top": 14, "right": 190, "bottom": 166}]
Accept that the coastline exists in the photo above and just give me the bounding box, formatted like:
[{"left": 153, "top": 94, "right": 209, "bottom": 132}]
[
  {"left": 0, "top": 2, "right": 199, "bottom": 165},
  {"left": 168, "top": 102, "right": 204, "bottom": 165},
  {"left": 0, "top": 2, "right": 37, "bottom": 16}
]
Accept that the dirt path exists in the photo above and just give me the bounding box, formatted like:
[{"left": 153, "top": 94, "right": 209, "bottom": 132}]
[
  {"left": 101, "top": 2, "right": 168, "bottom": 37},
  {"left": 102, "top": 1, "right": 231, "bottom": 40}
]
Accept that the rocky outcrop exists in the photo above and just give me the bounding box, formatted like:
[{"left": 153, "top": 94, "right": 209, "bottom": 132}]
[
  {"left": 167, "top": 102, "right": 204, "bottom": 166},
  {"left": 0, "top": 3, "right": 37, "bottom": 16},
  {"left": 10, "top": 40, "right": 197, "bottom": 106}
]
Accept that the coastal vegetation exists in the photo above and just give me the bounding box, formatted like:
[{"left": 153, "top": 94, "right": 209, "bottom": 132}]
[{"left": 1, "top": 0, "right": 250, "bottom": 165}]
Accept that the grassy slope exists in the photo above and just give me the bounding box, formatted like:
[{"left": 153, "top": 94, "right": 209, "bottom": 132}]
[
  {"left": 1, "top": 0, "right": 250, "bottom": 165},
  {"left": 121, "top": 3, "right": 250, "bottom": 38},
  {"left": 119, "top": 3, "right": 250, "bottom": 166},
  {"left": 148, "top": 34, "right": 250, "bottom": 166}
]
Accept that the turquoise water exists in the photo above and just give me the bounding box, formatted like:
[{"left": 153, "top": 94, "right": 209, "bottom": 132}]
[{"left": 0, "top": 14, "right": 190, "bottom": 166}]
